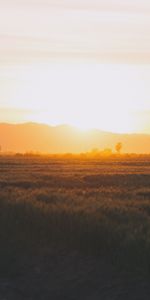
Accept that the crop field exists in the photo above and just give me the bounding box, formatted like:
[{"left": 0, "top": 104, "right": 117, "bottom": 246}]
[{"left": 0, "top": 154, "right": 150, "bottom": 299}]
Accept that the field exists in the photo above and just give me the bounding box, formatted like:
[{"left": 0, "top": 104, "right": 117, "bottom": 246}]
[{"left": 0, "top": 154, "right": 150, "bottom": 299}]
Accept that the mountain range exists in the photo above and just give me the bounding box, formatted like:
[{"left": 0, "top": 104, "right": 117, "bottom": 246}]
[{"left": 0, "top": 122, "right": 150, "bottom": 154}]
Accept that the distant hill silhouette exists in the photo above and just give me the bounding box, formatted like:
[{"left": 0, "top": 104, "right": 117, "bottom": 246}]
[{"left": 0, "top": 122, "right": 150, "bottom": 153}]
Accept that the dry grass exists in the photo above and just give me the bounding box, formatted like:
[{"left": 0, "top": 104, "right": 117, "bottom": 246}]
[{"left": 0, "top": 154, "right": 150, "bottom": 275}]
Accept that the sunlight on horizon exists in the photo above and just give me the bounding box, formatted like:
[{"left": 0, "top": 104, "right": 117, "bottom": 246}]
[{"left": 1, "top": 63, "right": 150, "bottom": 134}]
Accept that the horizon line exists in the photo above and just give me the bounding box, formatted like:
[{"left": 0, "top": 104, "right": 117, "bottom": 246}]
[{"left": 0, "top": 121, "right": 150, "bottom": 136}]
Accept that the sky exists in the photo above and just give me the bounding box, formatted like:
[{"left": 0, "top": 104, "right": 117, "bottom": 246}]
[{"left": 0, "top": 0, "right": 150, "bottom": 133}]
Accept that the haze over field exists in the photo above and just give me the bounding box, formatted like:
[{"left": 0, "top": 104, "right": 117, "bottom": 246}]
[
  {"left": 0, "top": 0, "right": 150, "bottom": 140},
  {"left": 1, "top": 122, "right": 150, "bottom": 154}
]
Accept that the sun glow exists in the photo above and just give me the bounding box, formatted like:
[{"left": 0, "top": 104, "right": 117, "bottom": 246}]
[
  {"left": 30, "top": 108, "right": 135, "bottom": 134},
  {"left": 1, "top": 63, "right": 150, "bottom": 134}
]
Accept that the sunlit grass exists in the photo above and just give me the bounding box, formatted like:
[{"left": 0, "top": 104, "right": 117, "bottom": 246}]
[{"left": 0, "top": 154, "right": 150, "bottom": 275}]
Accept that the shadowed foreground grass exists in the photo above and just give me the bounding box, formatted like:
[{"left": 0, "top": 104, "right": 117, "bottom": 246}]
[{"left": 0, "top": 155, "right": 150, "bottom": 276}]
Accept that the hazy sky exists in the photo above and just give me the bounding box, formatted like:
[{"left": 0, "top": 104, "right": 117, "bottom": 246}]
[{"left": 0, "top": 0, "right": 150, "bottom": 133}]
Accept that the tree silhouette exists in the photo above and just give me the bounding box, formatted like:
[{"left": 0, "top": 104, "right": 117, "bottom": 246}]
[{"left": 115, "top": 142, "right": 122, "bottom": 154}]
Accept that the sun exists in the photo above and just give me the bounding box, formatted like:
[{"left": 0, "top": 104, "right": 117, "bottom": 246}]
[
  {"left": 10, "top": 63, "right": 147, "bottom": 134},
  {"left": 28, "top": 106, "right": 136, "bottom": 134}
]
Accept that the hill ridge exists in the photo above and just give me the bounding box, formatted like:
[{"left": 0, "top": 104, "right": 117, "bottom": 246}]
[{"left": 0, "top": 122, "right": 150, "bottom": 153}]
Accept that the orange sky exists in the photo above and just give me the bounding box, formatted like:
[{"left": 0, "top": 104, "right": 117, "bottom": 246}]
[{"left": 0, "top": 0, "right": 150, "bottom": 133}]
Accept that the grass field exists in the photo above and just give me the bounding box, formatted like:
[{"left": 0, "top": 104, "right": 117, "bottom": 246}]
[{"left": 0, "top": 154, "right": 150, "bottom": 299}]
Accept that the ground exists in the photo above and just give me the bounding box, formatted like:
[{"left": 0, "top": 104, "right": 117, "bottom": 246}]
[{"left": 0, "top": 154, "right": 150, "bottom": 299}]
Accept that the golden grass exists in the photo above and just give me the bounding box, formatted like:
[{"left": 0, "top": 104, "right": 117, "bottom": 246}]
[{"left": 0, "top": 154, "right": 150, "bottom": 274}]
